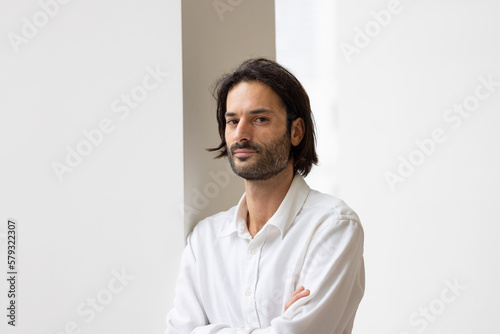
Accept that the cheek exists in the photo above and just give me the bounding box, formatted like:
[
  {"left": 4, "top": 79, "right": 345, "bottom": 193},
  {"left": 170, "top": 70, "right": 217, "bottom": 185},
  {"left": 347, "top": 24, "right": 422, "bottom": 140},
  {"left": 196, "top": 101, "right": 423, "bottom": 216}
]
[
  {"left": 265, "top": 125, "right": 288, "bottom": 142},
  {"left": 224, "top": 130, "right": 233, "bottom": 147}
]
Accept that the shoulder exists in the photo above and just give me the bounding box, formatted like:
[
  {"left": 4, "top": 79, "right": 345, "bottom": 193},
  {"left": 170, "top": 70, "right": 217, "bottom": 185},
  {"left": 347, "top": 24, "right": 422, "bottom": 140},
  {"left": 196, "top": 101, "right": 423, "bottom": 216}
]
[
  {"left": 304, "top": 189, "right": 361, "bottom": 223},
  {"left": 296, "top": 189, "right": 365, "bottom": 264},
  {"left": 297, "top": 188, "right": 363, "bottom": 241},
  {"left": 189, "top": 205, "right": 238, "bottom": 241}
]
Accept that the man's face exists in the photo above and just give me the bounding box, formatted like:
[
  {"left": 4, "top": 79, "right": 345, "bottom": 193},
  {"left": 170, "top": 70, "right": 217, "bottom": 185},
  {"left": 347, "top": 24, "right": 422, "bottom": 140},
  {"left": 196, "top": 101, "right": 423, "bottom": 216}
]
[{"left": 225, "top": 81, "right": 292, "bottom": 181}]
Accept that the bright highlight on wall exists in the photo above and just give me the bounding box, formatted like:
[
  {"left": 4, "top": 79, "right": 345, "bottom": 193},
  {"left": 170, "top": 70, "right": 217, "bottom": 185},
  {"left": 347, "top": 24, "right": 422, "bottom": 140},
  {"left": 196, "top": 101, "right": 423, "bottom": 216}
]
[{"left": 276, "top": 0, "right": 500, "bottom": 333}]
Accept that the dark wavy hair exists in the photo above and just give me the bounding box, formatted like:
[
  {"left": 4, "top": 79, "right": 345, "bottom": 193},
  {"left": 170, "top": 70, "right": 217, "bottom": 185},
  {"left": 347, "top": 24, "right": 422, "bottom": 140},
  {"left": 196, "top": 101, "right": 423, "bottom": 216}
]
[{"left": 207, "top": 58, "right": 318, "bottom": 176}]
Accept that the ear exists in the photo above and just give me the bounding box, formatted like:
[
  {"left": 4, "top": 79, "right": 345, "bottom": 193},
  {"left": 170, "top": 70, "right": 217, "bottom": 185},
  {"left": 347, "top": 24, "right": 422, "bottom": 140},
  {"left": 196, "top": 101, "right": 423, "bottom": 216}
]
[{"left": 290, "top": 118, "right": 305, "bottom": 147}]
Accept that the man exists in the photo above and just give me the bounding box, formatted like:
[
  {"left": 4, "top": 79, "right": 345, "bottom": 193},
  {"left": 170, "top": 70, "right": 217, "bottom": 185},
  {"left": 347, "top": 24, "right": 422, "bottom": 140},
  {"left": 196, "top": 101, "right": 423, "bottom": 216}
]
[{"left": 166, "top": 58, "right": 364, "bottom": 333}]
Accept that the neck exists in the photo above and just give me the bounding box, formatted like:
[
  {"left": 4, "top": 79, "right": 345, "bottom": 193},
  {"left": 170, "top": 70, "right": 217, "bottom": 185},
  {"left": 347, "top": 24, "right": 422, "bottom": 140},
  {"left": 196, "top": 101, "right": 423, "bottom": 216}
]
[{"left": 244, "top": 162, "right": 295, "bottom": 237}]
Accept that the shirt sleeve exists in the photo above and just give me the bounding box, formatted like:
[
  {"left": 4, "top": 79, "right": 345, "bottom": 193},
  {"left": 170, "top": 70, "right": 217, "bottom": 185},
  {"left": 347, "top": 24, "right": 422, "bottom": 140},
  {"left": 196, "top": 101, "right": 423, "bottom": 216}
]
[
  {"left": 259, "top": 217, "right": 365, "bottom": 334},
  {"left": 165, "top": 232, "right": 211, "bottom": 333},
  {"left": 166, "top": 218, "right": 364, "bottom": 334}
]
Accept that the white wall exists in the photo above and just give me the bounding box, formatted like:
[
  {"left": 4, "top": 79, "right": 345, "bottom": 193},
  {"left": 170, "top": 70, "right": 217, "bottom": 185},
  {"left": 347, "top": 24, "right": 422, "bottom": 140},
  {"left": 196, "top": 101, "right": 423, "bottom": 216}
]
[
  {"left": 0, "top": 1, "right": 183, "bottom": 333},
  {"left": 336, "top": 1, "right": 500, "bottom": 333},
  {"left": 279, "top": 0, "right": 500, "bottom": 333}
]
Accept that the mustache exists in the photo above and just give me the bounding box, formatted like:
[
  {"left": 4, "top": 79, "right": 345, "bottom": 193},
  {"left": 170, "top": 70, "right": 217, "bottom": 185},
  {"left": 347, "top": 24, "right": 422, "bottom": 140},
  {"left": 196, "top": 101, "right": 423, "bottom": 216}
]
[{"left": 229, "top": 142, "right": 261, "bottom": 154}]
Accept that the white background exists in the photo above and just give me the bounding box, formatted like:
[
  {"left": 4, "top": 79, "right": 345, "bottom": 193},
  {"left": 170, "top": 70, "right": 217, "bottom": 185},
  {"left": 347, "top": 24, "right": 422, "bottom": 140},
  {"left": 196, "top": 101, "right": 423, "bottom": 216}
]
[
  {"left": 1, "top": 0, "right": 183, "bottom": 333},
  {"left": 277, "top": 0, "right": 500, "bottom": 333}
]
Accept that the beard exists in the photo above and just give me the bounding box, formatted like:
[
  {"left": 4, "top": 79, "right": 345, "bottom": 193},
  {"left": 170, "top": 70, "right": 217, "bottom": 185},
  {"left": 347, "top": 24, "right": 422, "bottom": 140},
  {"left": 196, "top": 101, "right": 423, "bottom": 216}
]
[{"left": 228, "top": 131, "right": 292, "bottom": 181}]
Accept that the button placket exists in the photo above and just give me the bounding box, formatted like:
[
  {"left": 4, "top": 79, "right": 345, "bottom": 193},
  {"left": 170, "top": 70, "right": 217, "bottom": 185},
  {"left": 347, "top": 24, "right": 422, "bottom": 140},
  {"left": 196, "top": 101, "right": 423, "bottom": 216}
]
[{"left": 244, "top": 232, "right": 266, "bottom": 328}]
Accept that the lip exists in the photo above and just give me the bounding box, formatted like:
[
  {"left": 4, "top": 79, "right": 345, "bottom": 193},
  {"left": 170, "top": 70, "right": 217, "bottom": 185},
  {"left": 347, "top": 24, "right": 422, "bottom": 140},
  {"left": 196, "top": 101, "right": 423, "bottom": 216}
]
[{"left": 233, "top": 149, "right": 257, "bottom": 157}]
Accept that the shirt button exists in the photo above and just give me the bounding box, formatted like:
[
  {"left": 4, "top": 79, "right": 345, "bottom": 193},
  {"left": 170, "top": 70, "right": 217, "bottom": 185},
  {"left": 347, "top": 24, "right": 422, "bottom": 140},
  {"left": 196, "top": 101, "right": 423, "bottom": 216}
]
[
  {"left": 251, "top": 248, "right": 257, "bottom": 255},
  {"left": 246, "top": 289, "right": 252, "bottom": 296}
]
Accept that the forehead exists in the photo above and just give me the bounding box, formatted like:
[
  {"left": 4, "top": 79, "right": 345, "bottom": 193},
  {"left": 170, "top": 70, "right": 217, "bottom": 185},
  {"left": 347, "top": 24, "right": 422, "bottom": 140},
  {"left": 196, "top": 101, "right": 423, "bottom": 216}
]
[{"left": 226, "top": 81, "right": 285, "bottom": 115}]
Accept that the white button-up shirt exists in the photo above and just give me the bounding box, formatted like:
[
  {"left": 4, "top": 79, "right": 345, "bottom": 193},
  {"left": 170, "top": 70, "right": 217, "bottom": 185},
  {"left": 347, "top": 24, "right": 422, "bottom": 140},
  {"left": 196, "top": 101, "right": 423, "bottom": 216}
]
[{"left": 166, "top": 174, "right": 364, "bottom": 334}]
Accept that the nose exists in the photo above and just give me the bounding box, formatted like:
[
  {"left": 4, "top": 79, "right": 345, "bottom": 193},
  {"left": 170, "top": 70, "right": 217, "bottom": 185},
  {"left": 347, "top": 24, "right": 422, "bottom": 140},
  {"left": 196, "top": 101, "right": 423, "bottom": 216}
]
[{"left": 233, "top": 118, "right": 252, "bottom": 143}]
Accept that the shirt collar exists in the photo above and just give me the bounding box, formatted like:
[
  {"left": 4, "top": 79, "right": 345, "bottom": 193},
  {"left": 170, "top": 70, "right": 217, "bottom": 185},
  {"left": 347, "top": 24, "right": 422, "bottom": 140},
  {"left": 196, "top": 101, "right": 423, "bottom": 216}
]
[{"left": 218, "top": 174, "right": 310, "bottom": 239}]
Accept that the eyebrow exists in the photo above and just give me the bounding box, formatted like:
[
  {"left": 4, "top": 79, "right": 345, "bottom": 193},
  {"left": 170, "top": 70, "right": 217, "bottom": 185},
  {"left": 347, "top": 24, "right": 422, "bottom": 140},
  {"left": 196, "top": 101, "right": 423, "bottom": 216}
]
[{"left": 225, "top": 108, "right": 274, "bottom": 118}]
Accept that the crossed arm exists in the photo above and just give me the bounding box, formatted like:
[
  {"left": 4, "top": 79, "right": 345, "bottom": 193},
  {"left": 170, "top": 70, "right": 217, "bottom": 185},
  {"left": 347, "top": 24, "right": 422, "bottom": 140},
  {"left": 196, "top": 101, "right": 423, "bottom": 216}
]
[{"left": 166, "top": 218, "right": 364, "bottom": 334}]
